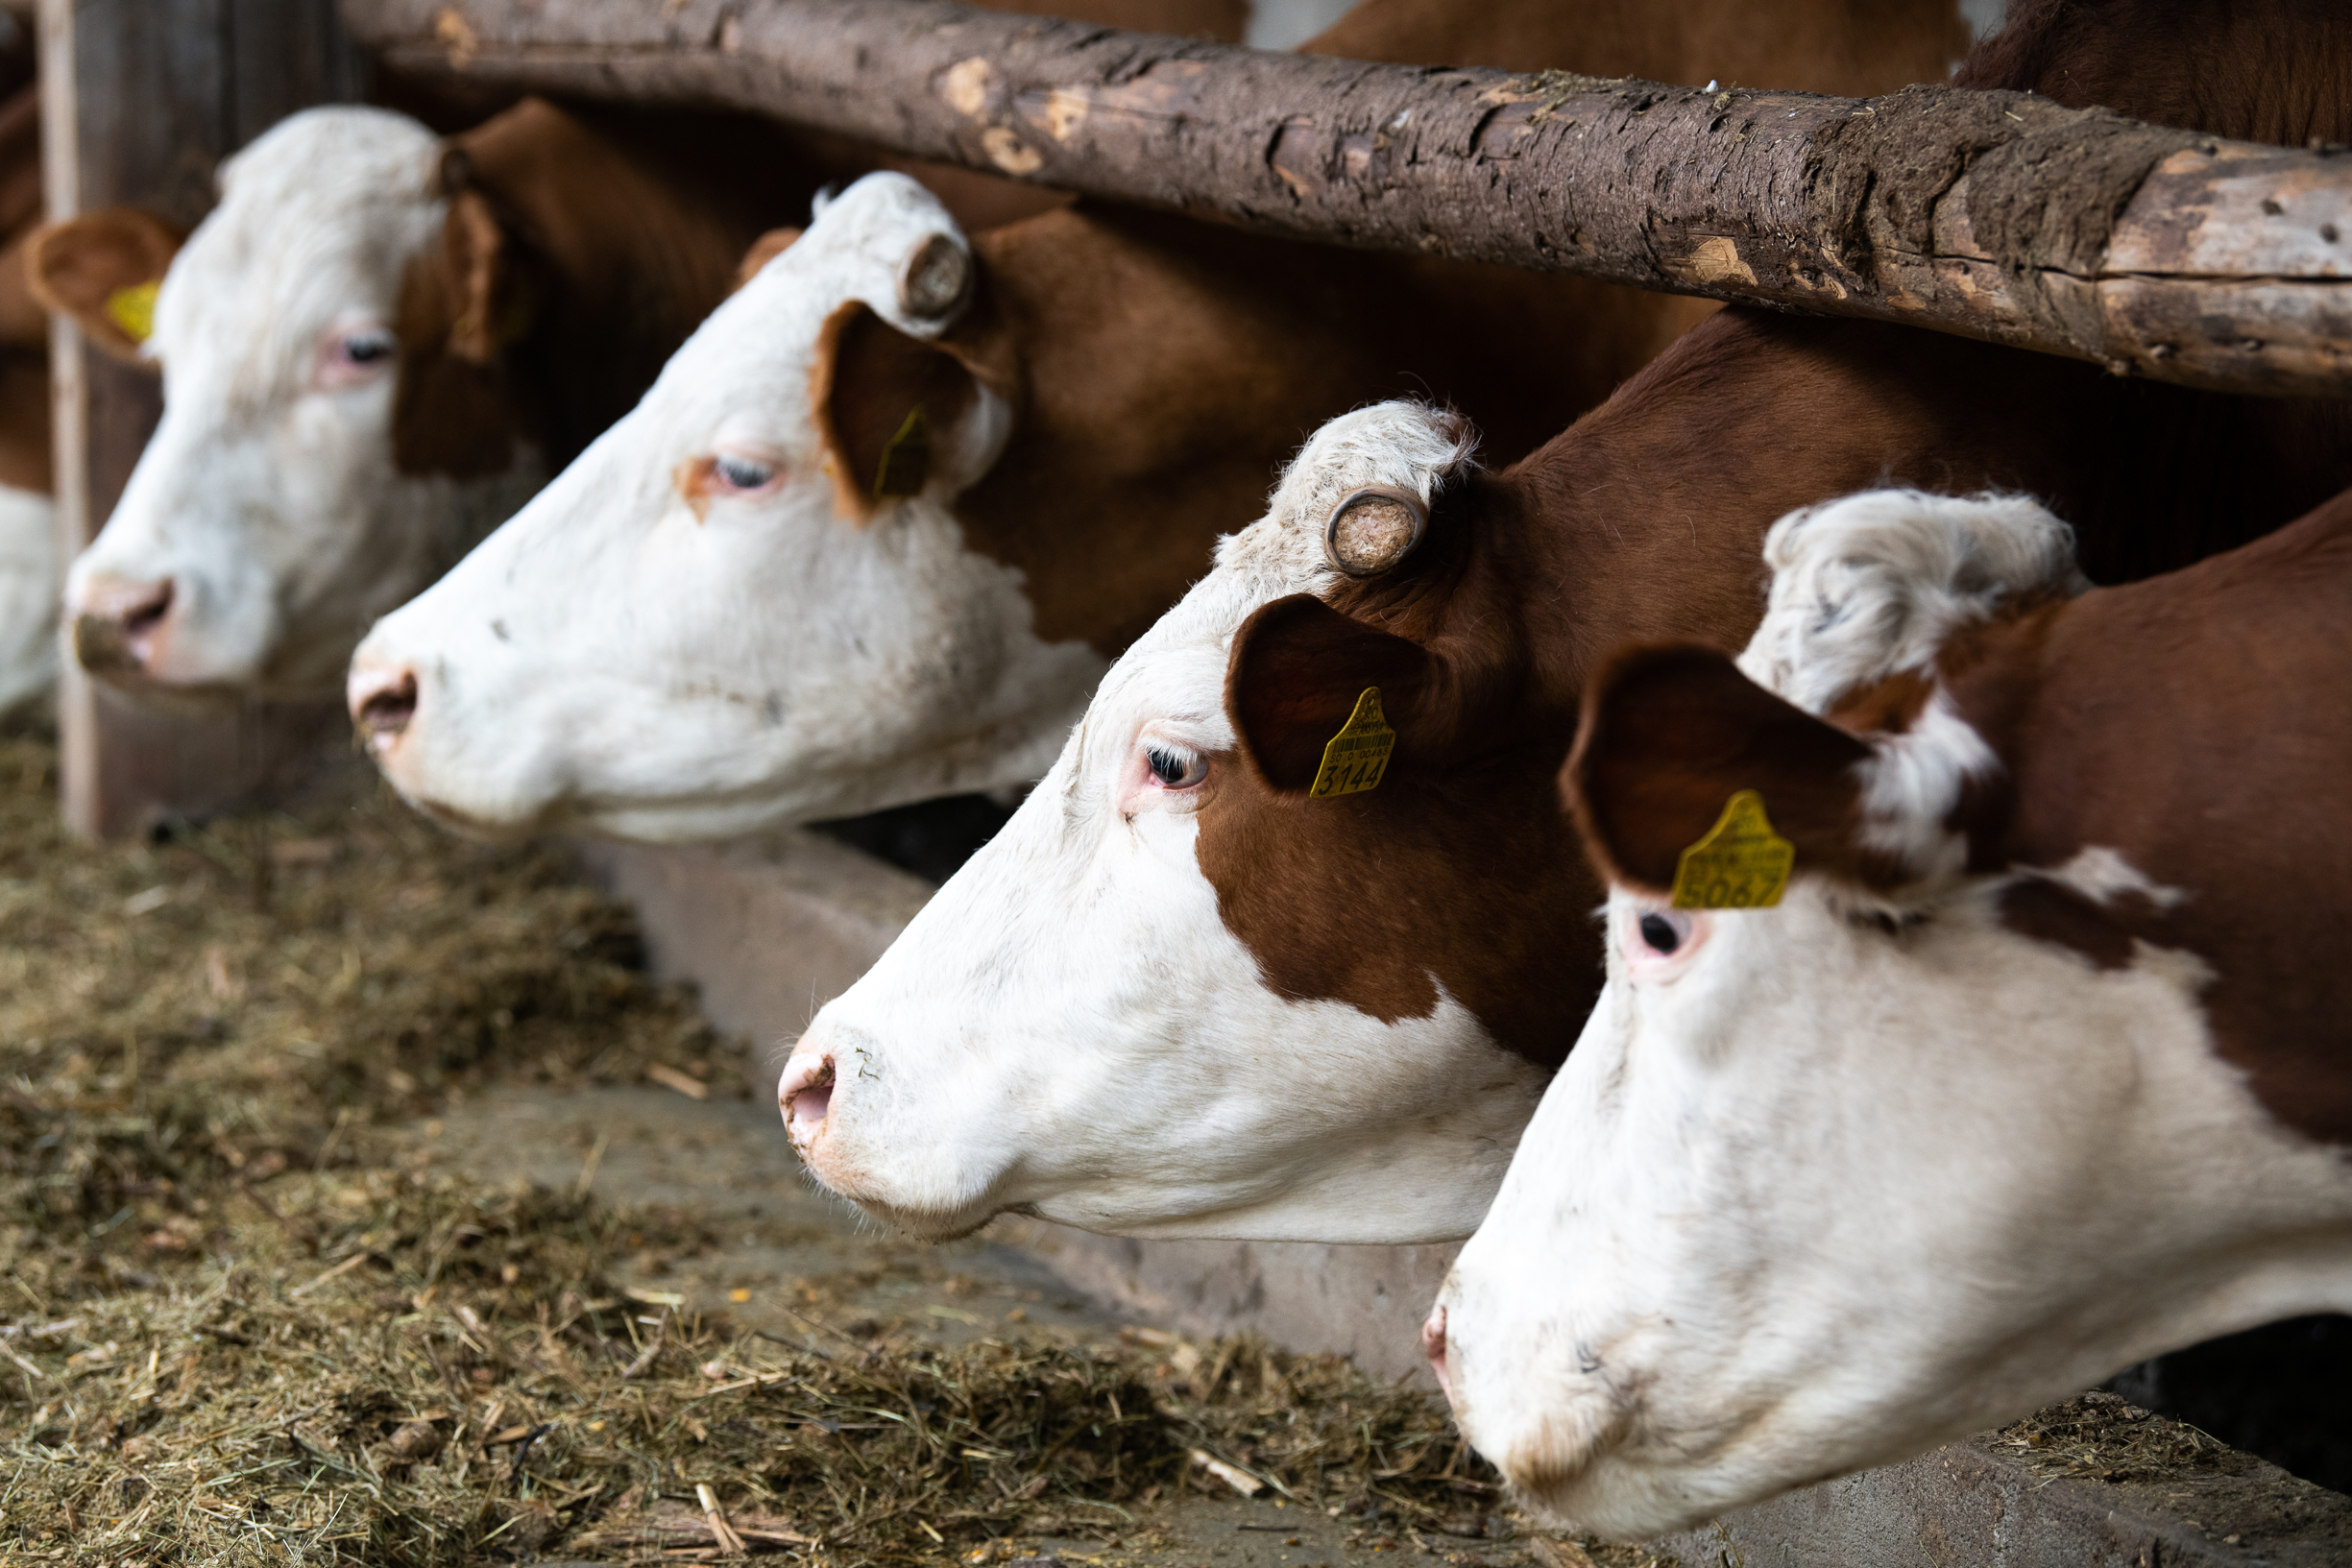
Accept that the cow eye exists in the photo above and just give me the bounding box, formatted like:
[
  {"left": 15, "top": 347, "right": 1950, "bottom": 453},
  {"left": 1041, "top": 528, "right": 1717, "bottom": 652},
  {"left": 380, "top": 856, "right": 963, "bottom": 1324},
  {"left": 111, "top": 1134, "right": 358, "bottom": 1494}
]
[
  {"left": 341, "top": 331, "right": 395, "bottom": 365},
  {"left": 1637, "top": 911, "right": 1691, "bottom": 955},
  {"left": 1145, "top": 745, "right": 1205, "bottom": 789},
  {"left": 712, "top": 453, "right": 778, "bottom": 493}
]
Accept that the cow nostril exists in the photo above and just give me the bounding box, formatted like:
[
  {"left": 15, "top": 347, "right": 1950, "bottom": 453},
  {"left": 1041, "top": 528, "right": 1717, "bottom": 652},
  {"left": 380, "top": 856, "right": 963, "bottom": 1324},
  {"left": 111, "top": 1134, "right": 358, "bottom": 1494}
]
[
  {"left": 119, "top": 579, "right": 173, "bottom": 639},
  {"left": 1423, "top": 1305, "right": 1452, "bottom": 1399},
  {"left": 354, "top": 672, "right": 419, "bottom": 744},
  {"left": 783, "top": 1056, "right": 836, "bottom": 1131},
  {"left": 71, "top": 577, "right": 175, "bottom": 675}
]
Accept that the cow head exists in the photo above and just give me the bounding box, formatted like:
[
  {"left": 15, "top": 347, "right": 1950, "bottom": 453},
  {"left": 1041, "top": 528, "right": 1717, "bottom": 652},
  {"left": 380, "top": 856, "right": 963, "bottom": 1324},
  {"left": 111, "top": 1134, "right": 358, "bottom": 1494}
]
[
  {"left": 36, "top": 106, "right": 546, "bottom": 704},
  {"left": 1433, "top": 491, "right": 2352, "bottom": 1537},
  {"left": 347, "top": 173, "right": 1101, "bottom": 840},
  {"left": 779, "top": 401, "right": 1593, "bottom": 1243}
]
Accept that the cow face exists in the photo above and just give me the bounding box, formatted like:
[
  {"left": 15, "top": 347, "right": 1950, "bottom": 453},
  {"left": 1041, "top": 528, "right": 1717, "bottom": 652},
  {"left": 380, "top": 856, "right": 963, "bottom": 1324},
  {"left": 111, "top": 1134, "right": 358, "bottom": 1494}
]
[
  {"left": 1432, "top": 493, "right": 2352, "bottom": 1538},
  {"left": 348, "top": 174, "right": 1101, "bottom": 840},
  {"left": 780, "top": 402, "right": 1588, "bottom": 1244},
  {"left": 39, "top": 108, "right": 543, "bottom": 703}
]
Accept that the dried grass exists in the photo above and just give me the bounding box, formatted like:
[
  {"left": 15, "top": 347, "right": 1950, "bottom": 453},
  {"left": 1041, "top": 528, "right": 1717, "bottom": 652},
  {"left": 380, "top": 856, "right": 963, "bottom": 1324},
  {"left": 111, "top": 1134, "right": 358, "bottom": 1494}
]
[{"left": 0, "top": 735, "right": 1540, "bottom": 1565}]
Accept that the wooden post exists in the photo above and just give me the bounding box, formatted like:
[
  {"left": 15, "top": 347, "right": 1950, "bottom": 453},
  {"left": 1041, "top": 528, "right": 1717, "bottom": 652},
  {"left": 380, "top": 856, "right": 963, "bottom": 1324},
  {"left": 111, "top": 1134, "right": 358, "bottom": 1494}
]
[{"left": 40, "top": 0, "right": 365, "bottom": 837}]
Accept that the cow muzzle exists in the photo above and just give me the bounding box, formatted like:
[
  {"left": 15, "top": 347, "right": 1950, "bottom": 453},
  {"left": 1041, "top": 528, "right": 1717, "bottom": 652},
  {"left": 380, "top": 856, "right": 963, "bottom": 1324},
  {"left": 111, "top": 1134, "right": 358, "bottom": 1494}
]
[{"left": 70, "top": 575, "right": 175, "bottom": 679}]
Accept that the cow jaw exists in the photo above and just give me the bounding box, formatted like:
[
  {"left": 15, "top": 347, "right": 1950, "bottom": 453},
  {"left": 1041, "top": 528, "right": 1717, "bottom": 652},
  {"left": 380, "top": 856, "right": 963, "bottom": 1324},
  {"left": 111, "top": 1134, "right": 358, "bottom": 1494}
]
[
  {"left": 1437, "top": 881, "right": 2352, "bottom": 1538},
  {"left": 351, "top": 173, "right": 1103, "bottom": 841},
  {"left": 62, "top": 107, "right": 542, "bottom": 703}
]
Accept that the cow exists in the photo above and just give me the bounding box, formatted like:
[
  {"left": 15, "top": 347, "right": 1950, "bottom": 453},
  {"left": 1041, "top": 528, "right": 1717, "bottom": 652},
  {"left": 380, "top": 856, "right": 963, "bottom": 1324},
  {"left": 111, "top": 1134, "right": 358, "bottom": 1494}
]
[
  {"left": 27, "top": 0, "right": 1273, "bottom": 707},
  {"left": 774, "top": 0, "right": 2352, "bottom": 1246},
  {"left": 343, "top": 0, "right": 1968, "bottom": 841},
  {"left": 1430, "top": 483, "right": 2352, "bottom": 1539}
]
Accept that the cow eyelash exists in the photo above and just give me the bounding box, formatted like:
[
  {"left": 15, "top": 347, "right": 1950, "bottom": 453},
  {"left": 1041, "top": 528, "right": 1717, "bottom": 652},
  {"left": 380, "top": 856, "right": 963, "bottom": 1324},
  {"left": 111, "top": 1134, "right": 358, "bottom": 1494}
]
[
  {"left": 1144, "top": 744, "right": 1205, "bottom": 789},
  {"left": 712, "top": 453, "right": 777, "bottom": 492}
]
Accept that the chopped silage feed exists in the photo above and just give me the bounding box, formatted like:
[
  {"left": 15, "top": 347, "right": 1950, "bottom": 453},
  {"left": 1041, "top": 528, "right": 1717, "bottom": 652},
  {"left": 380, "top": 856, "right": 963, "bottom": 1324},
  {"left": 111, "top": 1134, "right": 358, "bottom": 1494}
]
[{"left": 0, "top": 733, "right": 1648, "bottom": 1567}]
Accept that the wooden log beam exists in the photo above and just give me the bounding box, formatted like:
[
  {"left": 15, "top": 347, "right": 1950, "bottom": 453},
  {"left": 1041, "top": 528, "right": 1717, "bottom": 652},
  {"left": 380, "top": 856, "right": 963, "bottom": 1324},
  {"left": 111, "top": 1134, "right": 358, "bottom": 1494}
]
[{"left": 343, "top": 0, "right": 2352, "bottom": 398}]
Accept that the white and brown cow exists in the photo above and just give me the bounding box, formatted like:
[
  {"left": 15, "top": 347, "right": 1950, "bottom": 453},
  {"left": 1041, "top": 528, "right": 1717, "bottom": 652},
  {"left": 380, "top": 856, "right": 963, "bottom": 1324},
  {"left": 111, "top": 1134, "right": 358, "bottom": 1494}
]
[
  {"left": 777, "top": 0, "right": 2352, "bottom": 1245},
  {"left": 0, "top": 77, "right": 55, "bottom": 719},
  {"left": 1432, "top": 483, "right": 2352, "bottom": 1539},
  {"left": 29, "top": 96, "right": 886, "bottom": 703},
  {"left": 343, "top": 0, "right": 1968, "bottom": 841}
]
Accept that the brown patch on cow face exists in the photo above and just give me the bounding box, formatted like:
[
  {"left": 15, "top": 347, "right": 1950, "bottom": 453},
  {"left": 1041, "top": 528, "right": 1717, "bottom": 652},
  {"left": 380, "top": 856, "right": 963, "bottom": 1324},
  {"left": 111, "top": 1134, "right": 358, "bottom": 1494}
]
[
  {"left": 809, "top": 301, "right": 981, "bottom": 524},
  {"left": 0, "top": 350, "right": 50, "bottom": 494},
  {"left": 1569, "top": 644, "right": 1884, "bottom": 902},
  {"left": 26, "top": 205, "right": 184, "bottom": 365},
  {"left": 1192, "top": 730, "right": 1597, "bottom": 1073},
  {"left": 1203, "top": 526, "right": 1595, "bottom": 1070}
]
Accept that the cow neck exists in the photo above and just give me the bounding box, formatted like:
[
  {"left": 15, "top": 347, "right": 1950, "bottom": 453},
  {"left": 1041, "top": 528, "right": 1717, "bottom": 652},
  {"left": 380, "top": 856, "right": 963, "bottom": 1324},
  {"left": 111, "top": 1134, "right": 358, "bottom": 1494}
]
[
  {"left": 1959, "top": 0, "right": 2352, "bottom": 145},
  {"left": 941, "top": 204, "right": 1668, "bottom": 659},
  {"left": 1939, "top": 488, "right": 2352, "bottom": 1148},
  {"left": 456, "top": 101, "right": 838, "bottom": 470}
]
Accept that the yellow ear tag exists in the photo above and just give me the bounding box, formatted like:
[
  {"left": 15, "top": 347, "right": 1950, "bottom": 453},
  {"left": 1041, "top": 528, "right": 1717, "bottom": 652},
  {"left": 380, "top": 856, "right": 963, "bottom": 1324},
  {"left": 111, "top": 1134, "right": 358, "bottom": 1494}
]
[
  {"left": 105, "top": 281, "right": 159, "bottom": 346},
  {"left": 1309, "top": 687, "right": 1397, "bottom": 799},
  {"left": 873, "top": 404, "right": 931, "bottom": 497},
  {"left": 1671, "top": 789, "right": 1794, "bottom": 909}
]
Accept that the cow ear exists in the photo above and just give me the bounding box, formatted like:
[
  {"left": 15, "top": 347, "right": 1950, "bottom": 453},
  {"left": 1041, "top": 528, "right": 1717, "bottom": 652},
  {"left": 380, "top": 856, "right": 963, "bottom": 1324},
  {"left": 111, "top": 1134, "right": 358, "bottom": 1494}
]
[
  {"left": 733, "top": 227, "right": 803, "bottom": 294},
  {"left": 390, "top": 186, "right": 527, "bottom": 479},
  {"left": 809, "top": 300, "right": 982, "bottom": 524},
  {"left": 1226, "top": 594, "right": 1440, "bottom": 795},
  {"left": 1567, "top": 643, "right": 1879, "bottom": 901},
  {"left": 26, "top": 206, "right": 184, "bottom": 364},
  {"left": 437, "top": 185, "right": 534, "bottom": 366}
]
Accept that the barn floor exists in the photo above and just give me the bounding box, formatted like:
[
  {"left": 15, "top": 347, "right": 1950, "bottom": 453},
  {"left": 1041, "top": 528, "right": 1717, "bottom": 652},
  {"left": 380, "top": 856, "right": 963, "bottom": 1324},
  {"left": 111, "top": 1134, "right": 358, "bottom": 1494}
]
[
  {"left": 0, "top": 730, "right": 1653, "bottom": 1568},
  {"left": 7, "top": 727, "right": 2345, "bottom": 1567}
]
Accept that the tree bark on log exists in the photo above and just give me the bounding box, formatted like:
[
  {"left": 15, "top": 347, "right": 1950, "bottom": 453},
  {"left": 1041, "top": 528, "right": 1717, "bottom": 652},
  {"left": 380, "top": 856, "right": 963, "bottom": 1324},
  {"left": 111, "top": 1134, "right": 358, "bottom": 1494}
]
[{"left": 345, "top": 0, "right": 2352, "bottom": 398}]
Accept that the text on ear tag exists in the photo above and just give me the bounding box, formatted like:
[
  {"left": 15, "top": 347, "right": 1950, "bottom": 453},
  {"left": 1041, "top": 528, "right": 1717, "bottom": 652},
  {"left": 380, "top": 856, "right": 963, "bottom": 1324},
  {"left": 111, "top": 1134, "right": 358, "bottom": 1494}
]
[
  {"left": 1309, "top": 688, "right": 1396, "bottom": 799},
  {"left": 873, "top": 405, "right": 931, "bottom": 497},
  {"left": 1671, "top": 789, "right": 1793, "bottom": 909},
  {"left": 106, "top": 281, "right": 159, "bottom": 346}
]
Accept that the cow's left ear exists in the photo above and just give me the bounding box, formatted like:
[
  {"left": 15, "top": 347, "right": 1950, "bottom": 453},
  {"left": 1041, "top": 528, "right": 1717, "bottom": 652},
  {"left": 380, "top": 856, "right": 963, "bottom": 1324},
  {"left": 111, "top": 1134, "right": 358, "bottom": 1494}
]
[
  {"left": 26, "top": 206, "right": 184, "bottom": 363},
  {"left": 809, "top": 299, "right": 987, "bottom": 523},
  {"left": 1226, "top": 593, "right": 1442, "bottom": 795},
  {"left": 1567, "top": 643, "right": 1881, "bottom": 900}
]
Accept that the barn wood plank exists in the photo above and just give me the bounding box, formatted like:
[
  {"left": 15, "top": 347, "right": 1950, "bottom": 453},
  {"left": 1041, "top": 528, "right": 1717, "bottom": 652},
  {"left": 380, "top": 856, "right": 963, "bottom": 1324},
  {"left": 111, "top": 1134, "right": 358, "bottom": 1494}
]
[{"left": 340, "top": 0, "right": 2352, "bottom": 398}]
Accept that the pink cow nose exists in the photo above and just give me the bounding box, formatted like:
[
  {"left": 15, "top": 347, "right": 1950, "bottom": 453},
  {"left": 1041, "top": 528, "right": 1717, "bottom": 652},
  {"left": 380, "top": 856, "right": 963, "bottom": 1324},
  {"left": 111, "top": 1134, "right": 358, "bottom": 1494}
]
[
  {"left": 347, "top": 660, "right": 420, "bottom": 752},
  {"left": 1422, "top": 1305, "right": 1452, "bottom": 1399},
  {"left": 71, "top": 575, "right": 174, "bottom": 676},
  {"left": 779, "top": 1052, "right": 836, "bottom": 1142}
]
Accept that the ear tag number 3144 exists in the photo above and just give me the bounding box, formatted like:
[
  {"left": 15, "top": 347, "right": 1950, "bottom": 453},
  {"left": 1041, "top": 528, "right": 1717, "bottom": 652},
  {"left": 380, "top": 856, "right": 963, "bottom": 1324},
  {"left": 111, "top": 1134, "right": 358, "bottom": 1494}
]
[
  {"left": 1671, "top": 789, "right": 1793, "bottom": 909},
  {"left": 1309, "top": 688, "right": 1396, "bottom": 799}
]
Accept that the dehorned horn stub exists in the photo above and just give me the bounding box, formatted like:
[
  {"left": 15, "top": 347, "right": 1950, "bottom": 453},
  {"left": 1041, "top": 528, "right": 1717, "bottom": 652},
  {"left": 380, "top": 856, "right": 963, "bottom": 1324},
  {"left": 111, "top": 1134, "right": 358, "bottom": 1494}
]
[
  {"left": 897, "top": 232, "right": 973, "bottom": 322},
  {"left": 1323, "top": 486, "right": 1428, "bottom": 577}
]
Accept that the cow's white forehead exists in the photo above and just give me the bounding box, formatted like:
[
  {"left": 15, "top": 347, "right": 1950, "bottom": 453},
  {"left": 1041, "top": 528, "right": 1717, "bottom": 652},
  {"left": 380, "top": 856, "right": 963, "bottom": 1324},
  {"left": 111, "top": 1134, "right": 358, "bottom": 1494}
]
[
  {"left": 1074, "top": 400, "right": 1476, "bottom": 775},
  {"left": 153, "top": 107, "right": 443, "bottom": 406}
]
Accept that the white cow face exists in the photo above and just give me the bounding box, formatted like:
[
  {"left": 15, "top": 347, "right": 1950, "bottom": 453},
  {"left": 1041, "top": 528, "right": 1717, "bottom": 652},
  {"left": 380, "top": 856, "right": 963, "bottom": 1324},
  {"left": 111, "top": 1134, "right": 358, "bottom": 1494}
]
[
  {"left": 1433, "top": 492, "right": 2352, "bottom": 1538},
  {"left": 348, "top": 174, "right": 1102, "bottom": 841},
  {"left": 779, "top": 403, "right": 1562, "bottom": 1245},
  {"left": 48, "top": 108, "right": 541, "bottom": 702}
]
